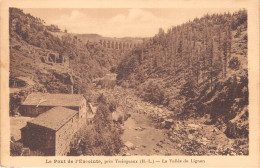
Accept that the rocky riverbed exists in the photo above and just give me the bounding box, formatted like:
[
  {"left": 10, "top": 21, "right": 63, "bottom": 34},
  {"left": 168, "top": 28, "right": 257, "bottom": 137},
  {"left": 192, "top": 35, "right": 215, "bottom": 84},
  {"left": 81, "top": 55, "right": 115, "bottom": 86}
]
[{"left": 90, "top": 86, "right": 249, "bottom": 156}]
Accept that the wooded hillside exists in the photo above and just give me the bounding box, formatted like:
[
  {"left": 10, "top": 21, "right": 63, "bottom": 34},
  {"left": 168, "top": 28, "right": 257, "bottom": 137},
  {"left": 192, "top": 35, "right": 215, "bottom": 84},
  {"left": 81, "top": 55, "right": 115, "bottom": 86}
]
[{"left": 117, "top": 10, "right": 248, "bottom": 138}]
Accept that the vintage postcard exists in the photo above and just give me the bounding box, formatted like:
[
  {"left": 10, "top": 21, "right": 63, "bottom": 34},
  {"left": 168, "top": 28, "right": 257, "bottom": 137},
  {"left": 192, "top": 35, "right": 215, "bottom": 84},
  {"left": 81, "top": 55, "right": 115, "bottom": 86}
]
[{"left": 0, "top": 0, "right": 259, "bottom": 167}]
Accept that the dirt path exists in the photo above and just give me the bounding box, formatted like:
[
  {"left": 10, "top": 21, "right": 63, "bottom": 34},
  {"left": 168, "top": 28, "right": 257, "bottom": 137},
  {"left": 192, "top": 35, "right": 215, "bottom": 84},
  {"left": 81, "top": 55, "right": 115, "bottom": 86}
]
[{"left": 120, "top": 110, "right": 183, "bottom": 156}]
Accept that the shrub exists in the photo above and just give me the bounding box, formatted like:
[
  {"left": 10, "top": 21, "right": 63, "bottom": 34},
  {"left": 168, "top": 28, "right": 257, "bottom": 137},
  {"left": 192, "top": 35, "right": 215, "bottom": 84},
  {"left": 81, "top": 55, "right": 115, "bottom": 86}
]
[
  {"left": 69, "top": 98, "right": 122, "bottom": 156},
  {"left": 142, "top": 81, "right": 165, "bottom": 104},
  {"left": 97, "top": 79, "right": 116, "bottom": 89},
  {"left": 110, "top": 66, "right": 116, "bottom": 73},
  {"left": 13, "top": 45, "right": 21, "bottom": 50},
  {"left": 97, "top": 94, "right": 118, "bottom": 112},
  {"left": 10, "top": 141, "right": 23, "bottom": 156},
  {"left": 15, "top": 22, "right": 22, "bottom": 35},
  {"left": 243, "top": 34, "right": 247, "bottom": 42},
  {"left": 229, "top": 57, "right": 240, "bottom": 70}
]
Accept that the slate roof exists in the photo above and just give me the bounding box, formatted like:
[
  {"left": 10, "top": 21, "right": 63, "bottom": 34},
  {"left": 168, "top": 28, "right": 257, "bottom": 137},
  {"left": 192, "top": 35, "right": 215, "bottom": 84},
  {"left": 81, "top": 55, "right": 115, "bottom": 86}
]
[
  {"left": 28, "top": 107, "right": 78, "bottom": 131},
  {"left": 22, "top": 92, "right": 84, "bottom": 107}
]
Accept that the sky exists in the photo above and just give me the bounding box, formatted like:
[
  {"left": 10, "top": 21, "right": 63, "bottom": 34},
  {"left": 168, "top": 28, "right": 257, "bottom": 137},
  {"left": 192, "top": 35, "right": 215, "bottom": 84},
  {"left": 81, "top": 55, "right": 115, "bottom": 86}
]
[{"left": 22, "top": 8, "right": 240, "bottom": 37}]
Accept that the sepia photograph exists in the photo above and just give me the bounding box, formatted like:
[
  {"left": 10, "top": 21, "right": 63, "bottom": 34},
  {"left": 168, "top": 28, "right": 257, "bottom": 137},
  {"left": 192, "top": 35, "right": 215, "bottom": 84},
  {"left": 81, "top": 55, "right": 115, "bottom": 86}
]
[
  {"left": 0, "top": 0, "right": 259, "bottom": 167},
  {"left": 9, "top": 7, "right": 249, "bottom": 156}
]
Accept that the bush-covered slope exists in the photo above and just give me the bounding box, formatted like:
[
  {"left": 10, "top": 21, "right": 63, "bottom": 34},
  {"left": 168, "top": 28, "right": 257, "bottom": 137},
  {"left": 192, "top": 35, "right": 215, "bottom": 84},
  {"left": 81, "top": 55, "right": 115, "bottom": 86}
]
[{"left": 9, "top": 8, "right": 130, "bottom": 93}]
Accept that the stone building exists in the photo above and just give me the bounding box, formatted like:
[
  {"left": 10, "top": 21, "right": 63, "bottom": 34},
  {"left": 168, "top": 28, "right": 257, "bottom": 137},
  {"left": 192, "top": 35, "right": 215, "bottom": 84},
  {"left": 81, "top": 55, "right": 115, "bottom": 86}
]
[
  {"left": 19, "top": 93, "right": 96, "bottom": 155},
  {"left": 41, "top": 52, "right": 69, "bottom": 67},
  {"left": 21, "top": 107, "right": 79, "bottom": 155},
  {"left": 21, "top": 93, "right": 87, "bottom": 126}
]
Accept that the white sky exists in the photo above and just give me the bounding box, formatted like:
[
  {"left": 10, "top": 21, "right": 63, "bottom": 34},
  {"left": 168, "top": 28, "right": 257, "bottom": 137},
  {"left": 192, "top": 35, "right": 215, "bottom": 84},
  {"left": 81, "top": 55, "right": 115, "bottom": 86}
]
[{"left": 22, "top": 8, "right": 241, "bottom": 37}]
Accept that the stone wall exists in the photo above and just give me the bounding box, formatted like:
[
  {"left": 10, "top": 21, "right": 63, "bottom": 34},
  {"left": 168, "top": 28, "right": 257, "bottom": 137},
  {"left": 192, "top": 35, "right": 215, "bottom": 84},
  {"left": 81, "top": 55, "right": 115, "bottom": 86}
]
[
  {"left": 78, "top": 99, "right": 87, "bottom": 126},
  {"left": 86, "top": 103, "right": 94, "bottom": 124},
  {"left": 21, "top": 123, "right": 56, "bottom": 156},
  {"left": 55, "top": 113, "right": 79, "bottom": 156}
]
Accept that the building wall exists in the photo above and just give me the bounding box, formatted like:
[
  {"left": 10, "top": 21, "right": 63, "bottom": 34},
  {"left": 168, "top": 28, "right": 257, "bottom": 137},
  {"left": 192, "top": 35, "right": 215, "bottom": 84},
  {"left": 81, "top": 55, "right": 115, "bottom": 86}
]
[
  {"left": 21, "top": 105, "right": 53, "bottom": 117},
  {"left": 21, "top": 97, "right": 89, "bottom": 155},
  {"left": 78, "top": 99, "right": 87, "bottom": 127},
  {"left": 55, "top": 114, "right": 78, "bottom": 156},
  {"left": 86, "top": 104, "right": 94, "bottom": 124},
  {"left": 21, "top": 123, "right": 56, "bottom": 155}
]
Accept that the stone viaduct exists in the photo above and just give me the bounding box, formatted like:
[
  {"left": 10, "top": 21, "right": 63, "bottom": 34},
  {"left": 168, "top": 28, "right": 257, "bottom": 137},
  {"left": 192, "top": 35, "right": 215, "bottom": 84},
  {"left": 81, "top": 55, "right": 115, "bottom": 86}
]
[{"left": 99, "top": 40, "right": 139, "bottom": 50}]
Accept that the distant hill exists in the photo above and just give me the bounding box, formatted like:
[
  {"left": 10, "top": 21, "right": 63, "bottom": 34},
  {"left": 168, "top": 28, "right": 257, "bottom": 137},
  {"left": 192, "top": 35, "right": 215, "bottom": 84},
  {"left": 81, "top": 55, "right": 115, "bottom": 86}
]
[
  {"left": 75, "top": 34, "right": 144, "bottom": 45},
  {"left": 51, "top": 31, "right": 144, "bottom": 44},
  {"left": 78, "top": 33, "right": 102, "bottom": 38}
]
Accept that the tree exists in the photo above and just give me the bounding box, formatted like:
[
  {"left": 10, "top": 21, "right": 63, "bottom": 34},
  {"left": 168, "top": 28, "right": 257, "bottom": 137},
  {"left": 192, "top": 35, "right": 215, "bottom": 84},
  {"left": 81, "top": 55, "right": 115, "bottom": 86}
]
[
  {"left": 15, "top": 22, "right": 22, "bottom": 35},
  {"left": 226, "top": 25, "right": 232, "bottom": 61},
  {"left": 223, "top": 35, "right": 228, "bottom": 78},
  {"left": 208, "top": 36, "right": 214, "bottom": 92}
]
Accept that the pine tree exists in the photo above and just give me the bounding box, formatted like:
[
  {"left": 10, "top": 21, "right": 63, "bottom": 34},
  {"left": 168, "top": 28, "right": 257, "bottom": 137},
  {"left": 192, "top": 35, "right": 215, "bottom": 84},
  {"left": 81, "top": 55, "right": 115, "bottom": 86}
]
[
  {"left": 223, "top": 34, "right": 228, "bottom": 78},
  {"left": 209, "top": 36, "right": 214, "bottom": 92}
]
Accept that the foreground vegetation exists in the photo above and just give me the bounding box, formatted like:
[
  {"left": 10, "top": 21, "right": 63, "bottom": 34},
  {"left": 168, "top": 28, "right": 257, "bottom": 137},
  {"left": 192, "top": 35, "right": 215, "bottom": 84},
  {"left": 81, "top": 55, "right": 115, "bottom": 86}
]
[{"left": 69, "top": 94, "right": 124, "bottom": 156}]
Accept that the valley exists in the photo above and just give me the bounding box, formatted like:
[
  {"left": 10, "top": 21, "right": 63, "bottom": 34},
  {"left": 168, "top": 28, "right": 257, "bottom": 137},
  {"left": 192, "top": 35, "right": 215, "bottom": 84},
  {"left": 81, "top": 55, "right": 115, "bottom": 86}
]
[{"left": 9, "top": 8, "right": 249, "bottom": 156}]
